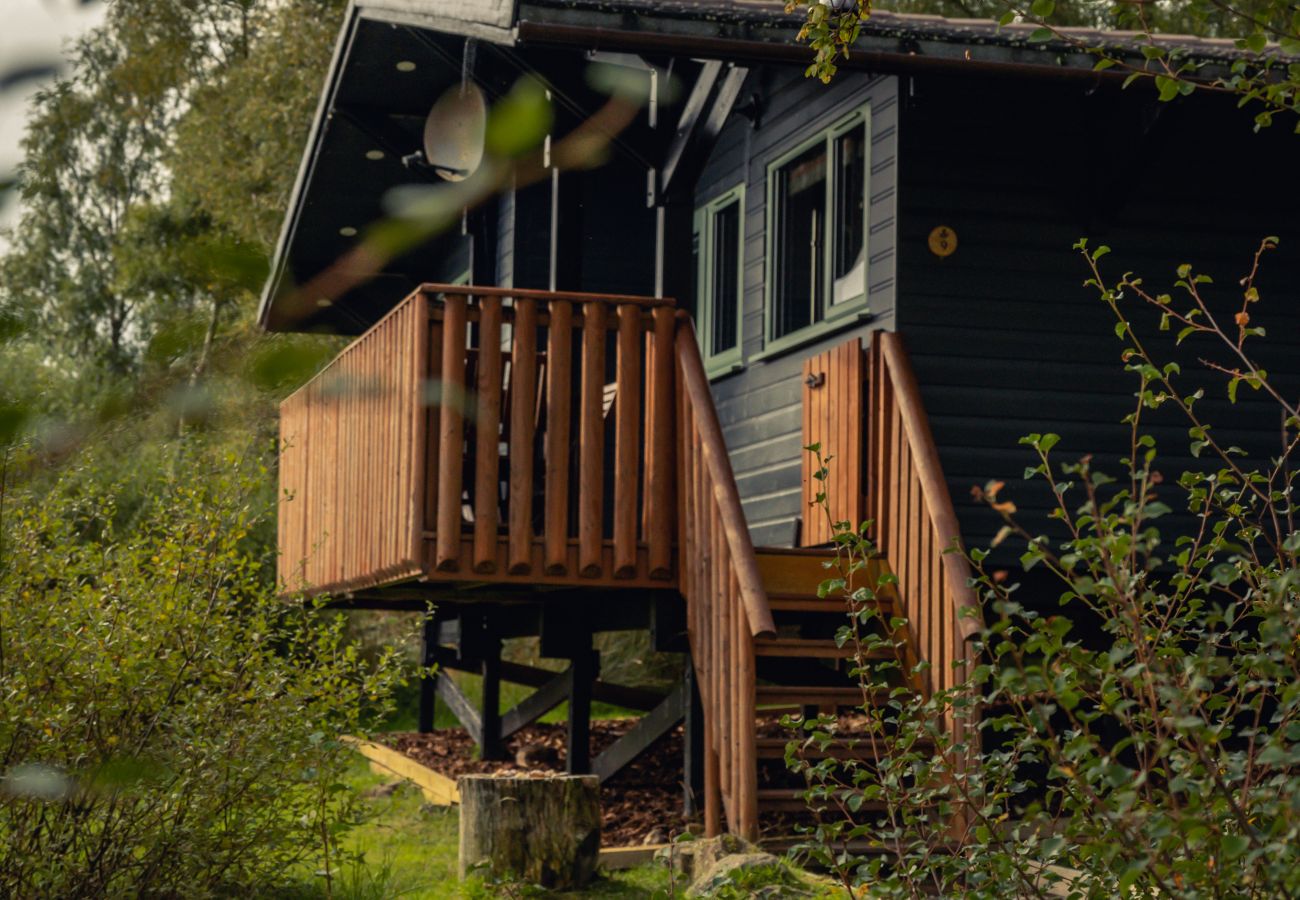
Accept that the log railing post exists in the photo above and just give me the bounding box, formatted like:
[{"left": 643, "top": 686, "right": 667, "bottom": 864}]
[
  {"left": 613, "top": 304, "right": 641, "bottom": 578},
  {"left": 435, "top": 293, "right": 467, "bottom": 572},
  {"left": 648, "top": 306, "right": 675, "bottom": 579},
  {"left": 577, "top": 303, "right": 606, "bottom": 578},
  {"left": 473, "top": 295, "right": 503, "bottom": 573},
  {"left": 508, "top": 298, "right": 537, "bottom": 575},
  {"left": 544, "top": 300, "right": 573, "bottom": 575}
]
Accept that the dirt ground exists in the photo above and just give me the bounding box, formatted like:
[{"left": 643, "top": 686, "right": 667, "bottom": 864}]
[{"left": 384, "top": 721, "right": 696, "bottom": 847}]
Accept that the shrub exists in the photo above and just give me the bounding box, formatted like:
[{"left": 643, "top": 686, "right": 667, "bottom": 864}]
[
  {"left": 0, "top": 439, "right": 403, "bottom": 897},
  {"left": 787, "top": 241, "right": 1300, "bottom": 898}
]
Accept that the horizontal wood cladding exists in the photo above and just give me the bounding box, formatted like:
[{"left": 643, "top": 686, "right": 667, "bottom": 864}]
[
  {"left": 896, "top": 75, "right": 1300, "bottom": 558},
  {"left": 697, "top": 68, "right": 900, "bottom": 547}
]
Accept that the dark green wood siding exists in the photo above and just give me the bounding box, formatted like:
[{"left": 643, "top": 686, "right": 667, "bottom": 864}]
[{"left": 896, "top": 75, "right": 1300, "bottom": 557}]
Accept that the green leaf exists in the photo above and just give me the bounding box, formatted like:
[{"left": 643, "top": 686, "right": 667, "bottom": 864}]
[
  {"left": 1221, "top": 833, "right": 1250, "bottom": 860},
  {"left": 1030, "top": 0, "right": 1055, "bottom": 18}
]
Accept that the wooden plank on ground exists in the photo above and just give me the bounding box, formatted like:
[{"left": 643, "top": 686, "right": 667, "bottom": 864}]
[{"left": 342, "top": 736, "right": 460, "bottom": 806}]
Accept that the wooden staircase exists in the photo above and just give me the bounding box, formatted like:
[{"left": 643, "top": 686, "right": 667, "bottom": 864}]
[
  {"left": 674, "top": 326, "right": 981, "bottom": 843},
  {"left": 751, "top": 548, "right": 909, "bottom": 839}
]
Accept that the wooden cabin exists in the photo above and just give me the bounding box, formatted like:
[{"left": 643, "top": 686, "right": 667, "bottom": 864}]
[{"left": 260, "top": 0, "right": 1300, "bottom": 844}]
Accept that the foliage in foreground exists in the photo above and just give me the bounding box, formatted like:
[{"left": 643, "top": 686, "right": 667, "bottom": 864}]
[
  {"left": 0, "top": 441, "right": 403, "bottom": 897},
  {"left": 787, "top": 239, "right": 1300, "bottom": 898}
]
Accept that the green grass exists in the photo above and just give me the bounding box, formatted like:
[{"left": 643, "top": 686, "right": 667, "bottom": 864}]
[{"left": 279, "top": 759, "right": 672, "bottom": 899}]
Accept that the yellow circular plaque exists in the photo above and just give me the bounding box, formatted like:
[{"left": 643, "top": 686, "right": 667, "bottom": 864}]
[{"left": 928, "top": 225, "right": 957, "bottom": 258}]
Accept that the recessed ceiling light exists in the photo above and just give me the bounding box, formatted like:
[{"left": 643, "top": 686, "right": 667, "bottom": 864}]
[
  {"left": 365, "top": 149, "right": 384, "bottom": 160},
  {"left": 316, "top": 298, "right": 333, "bottom": 308},
  {"left": 338, "top": 226, "right": 358, "bottom": 237},
  {"left": 395, "top": 60, "right": 416, "bottom": 72}
]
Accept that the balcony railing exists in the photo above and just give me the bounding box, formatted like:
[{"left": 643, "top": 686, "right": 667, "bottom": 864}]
[{"left": 278, "top": 285, "right": 680, "bottom": 594}]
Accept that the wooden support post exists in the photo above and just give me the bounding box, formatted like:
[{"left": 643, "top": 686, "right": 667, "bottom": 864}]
[
  {"left": 683, "top": 660, "right": 704, "bottom": 817},
  {"left": 566, "top": 644, "right": 595, "bottom": 775},
  {"left": 480, "top": 616, "right": 505, "bottom": 761},
  {"left": 418, "top": 612, "right": 440, "bottom": 734}
]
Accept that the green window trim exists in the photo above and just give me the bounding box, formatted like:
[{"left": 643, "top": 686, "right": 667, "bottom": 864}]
[
  {"left": 694, "top": 183, "right": 746, "bottom": 378},
  {"left": 762, "top": 102, "right": 871, "bottom": 359}
]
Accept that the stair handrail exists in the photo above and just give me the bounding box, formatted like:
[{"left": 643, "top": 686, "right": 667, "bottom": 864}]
[
  {"left": 873, "top": 332, "right": 982, "bottom": 644},
  {"left": 676, "top": 315, "right": 776, "bottom": 639}
]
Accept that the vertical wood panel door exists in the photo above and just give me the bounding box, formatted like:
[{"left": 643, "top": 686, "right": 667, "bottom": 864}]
[{"left": 800, "top": 337, "right": 865, "bottom": 546}]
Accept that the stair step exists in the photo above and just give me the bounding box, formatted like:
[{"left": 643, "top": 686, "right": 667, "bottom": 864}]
[
  {"left": 757, "top": 736, "right": 875, "bottom": 759},
  {"left": 755, "top": 548, "right": 895, "bottom": 610},
  {"left": 753, "top": 638, "right": 891, "bottom": 660},
  {"left": 754, "top": 550, "right": 838, "bottom": 597},
  {"left": 757, "top": 788, "right": 889, "bottom": 813},
  {"left": 766, "top": 593, "right": 893, "bottom": 614},
  {"left": 755, "top": 685, "right": 882, "bottom": 708}
]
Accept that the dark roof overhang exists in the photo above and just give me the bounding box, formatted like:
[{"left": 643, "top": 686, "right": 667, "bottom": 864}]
[{"left": 260, "top": 0, "right": 1289, "bottom": 334}]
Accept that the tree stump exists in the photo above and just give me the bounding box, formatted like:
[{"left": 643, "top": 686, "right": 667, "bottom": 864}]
[{"left": 457, "top": 774, "right": 600, "bottom": 889}]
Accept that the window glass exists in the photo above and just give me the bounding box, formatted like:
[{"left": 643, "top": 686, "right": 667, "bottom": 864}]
[
  {"left": 832, "top": 124, "right": 866, "bottom": 306},
  {"left": 772, "top": 143, "right": 827, "bottom": 339},
  {"left": 710, "top": 200, "right": 740, "bottom": 357}
]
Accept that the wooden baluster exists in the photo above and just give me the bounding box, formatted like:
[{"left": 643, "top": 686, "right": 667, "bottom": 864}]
[
  {"left": 474, "top": 296, "right": 503, "bottom": 573},
  {"left": 713, "top": 512, "right": 731, "bottom": 828},
  {"left": 648, "top": 307, "right": 675, "bottom": 580},
  {"left": 578, "top": 302, "right": 606, "bottom": 577},
  {"left": 730, "top": 569, "right": 742, "bottom": 834},
  {"left": 424, "top": 317, "right": 443, "bottom": 535},
  {"left": 613, "top": 304, "right": 641, "bottom": 578},
  {"left": 544, "top": 300, "right": 573, "bottom": 574},
  {"left": 380, "top": 319, "right": 392, "bottom": 576},
  {"left": 508, "top": 299, "right": 537, "bottom": 574},
  {"left": 736, "top": 569, "right": 758, "bottom": 842},
  {"left": 436, "top": 294, "right": 467, "bottom": 571}
]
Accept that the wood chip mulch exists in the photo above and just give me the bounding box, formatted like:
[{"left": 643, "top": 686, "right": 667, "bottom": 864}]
[{"left": 383, "top": 721, "right": 699, "bottom": 847}]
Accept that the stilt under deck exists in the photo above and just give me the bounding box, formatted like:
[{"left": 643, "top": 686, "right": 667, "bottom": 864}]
[{"left": 277, "top": 284, "right": 982, "bottom": 843}]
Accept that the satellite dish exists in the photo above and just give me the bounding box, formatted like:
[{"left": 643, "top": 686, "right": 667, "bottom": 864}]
[{"left": 422, "top": 83, "right": 486, "bottom": 182}]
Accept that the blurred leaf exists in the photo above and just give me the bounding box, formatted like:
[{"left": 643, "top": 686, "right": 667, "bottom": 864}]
[
  {"left": 0, "top": 403, "right": 32, "bottom": 447},
  {"left": 248, "top": 341, "right": 335, "bottom": 391},
  {"left": 485, "top": 76, "right": 553, "bottom": 159},
  {"left": 585, "top": 62, "right": 654, "bottom": 103},
  {"left": 3, "top": 763, "right": 74, "bottom": 801}
]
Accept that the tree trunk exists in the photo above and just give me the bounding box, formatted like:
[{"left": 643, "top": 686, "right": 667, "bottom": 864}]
[{"left": 457, "top": 774, "right": 600, "bottom": 889}]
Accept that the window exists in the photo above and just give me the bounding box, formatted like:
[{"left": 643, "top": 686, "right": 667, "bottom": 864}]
[
  {"left": 765, "top": 105, "right": 870, "bottom": 351},
  {"left": 694, "top": 185, "right": 745, "bottom": 374}
]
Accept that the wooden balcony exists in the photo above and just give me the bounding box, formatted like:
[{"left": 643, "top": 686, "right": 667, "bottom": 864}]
[
  {"left": 278, "top": 285, "right": 681, "bottom": 596},
  {"left": 277, "top": 286, "right": 980, "bottom": 843}
]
